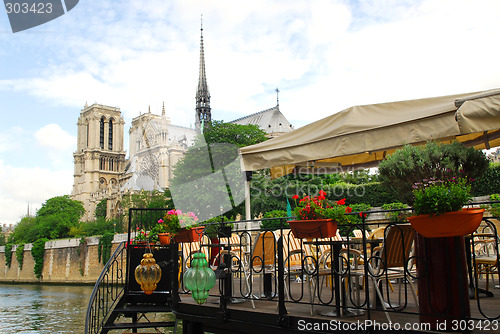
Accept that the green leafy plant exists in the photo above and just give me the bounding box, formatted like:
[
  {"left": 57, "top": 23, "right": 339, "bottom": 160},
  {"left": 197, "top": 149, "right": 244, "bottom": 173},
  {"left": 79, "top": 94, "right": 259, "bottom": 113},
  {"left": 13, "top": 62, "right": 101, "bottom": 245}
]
[
  {"left": 32, "top": 238, "right": 48, "bottom": 279},
  {"left": 261, "top": 210, "right": 290, "bottom": 230},
  {"left": 202, "top": 216, "right": 234, "bottom": 238},
  {"left": 98, "top": 233, "right": 114, "bottom": 264},
  {"left": 15, "top": 244, "right": 25, "bottom": 270},
  {"left": 412, "top": 178, "right": 472, "bottom": 216},
  {"left": 382, "top": 202, "right": 411, "bottom": 222},
  {"left": 292, "top": 190, "right": 353, "bottom": 224},
  {"left": 486, "top": 194, "right": 500, "bottom": 217},
  {"left": 4, "top": 244, "right": 12, "bottom": 268},
  {"left": 379, "top": 141, "right": 489, "bottom": 205}
]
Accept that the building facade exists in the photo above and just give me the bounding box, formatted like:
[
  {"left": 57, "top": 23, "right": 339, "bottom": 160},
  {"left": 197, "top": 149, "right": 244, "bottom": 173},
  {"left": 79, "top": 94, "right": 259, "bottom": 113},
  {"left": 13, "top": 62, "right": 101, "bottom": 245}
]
[
  {"left": 71, "top": 104, "right": 127, "bottom": 220},
  {"left": 71, "top": 24, "right": 293, "bottom": 220}
]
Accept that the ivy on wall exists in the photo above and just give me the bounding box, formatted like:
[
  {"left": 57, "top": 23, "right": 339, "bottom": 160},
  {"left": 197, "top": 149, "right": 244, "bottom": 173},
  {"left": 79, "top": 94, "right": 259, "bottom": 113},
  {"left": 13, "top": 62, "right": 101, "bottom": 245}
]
[
  {"left": 98, "top": 232, "right": 114, "bottom": 265},
  {"left": 31, "top": 238, "right": 48, "bottom": 279},
  {"left": 15, "top": 244, "right": 25, "bottom": 270},
  {"left": 4, "top": 244, "right": 12, "bottom": 268}
]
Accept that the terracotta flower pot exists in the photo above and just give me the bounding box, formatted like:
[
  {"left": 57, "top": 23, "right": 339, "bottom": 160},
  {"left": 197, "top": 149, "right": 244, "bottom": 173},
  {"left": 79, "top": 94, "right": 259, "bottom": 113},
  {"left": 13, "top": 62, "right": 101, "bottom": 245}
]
[
  {"left": 158, "top": 233, "right": 171, "bottom": 245},
  {"left": 288, "top": 219, "right": 337, "bottom": 239},
  {"left": 174, "top": 226, "right": 205, "bottom": 243},
  {"left": 408, "top": 208, "right": 484, "bottom": 238}
]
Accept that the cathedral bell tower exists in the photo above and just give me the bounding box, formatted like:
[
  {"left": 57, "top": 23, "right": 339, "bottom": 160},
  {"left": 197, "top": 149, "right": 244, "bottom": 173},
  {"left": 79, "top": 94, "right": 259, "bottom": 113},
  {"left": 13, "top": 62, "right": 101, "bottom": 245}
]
[
  {"left": 195, "top": 18, "right": 211, "bottom": 134},
  {"left": 71, "top": 103, "right": 126, "bottom": 220}
]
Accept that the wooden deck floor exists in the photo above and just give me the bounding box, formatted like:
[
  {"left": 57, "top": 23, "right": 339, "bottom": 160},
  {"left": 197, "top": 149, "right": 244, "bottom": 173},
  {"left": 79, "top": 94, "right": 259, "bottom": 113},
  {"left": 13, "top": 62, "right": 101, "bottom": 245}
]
[{"left": 174, "top": 276, "right": 500, "bottom": 334}]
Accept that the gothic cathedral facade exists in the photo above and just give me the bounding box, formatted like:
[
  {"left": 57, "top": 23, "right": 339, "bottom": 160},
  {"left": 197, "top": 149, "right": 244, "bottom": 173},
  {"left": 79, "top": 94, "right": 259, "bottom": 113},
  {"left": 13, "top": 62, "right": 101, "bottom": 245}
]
[
  {"left": 71, "top": 23, "right": 293, "bottom": 221},
  {"left": 71, "top": 104, "right": 127, "bottom": 221}
]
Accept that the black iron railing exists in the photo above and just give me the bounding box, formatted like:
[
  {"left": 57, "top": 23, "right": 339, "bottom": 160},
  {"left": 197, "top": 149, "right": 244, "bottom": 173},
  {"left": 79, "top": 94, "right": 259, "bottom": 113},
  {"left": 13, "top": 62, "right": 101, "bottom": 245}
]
[
  {"left": 86, "top": 204, "right": 500, "bottom": 333},
  {"left": 85, "top": 241, "right": 126, "bottom": 334}
]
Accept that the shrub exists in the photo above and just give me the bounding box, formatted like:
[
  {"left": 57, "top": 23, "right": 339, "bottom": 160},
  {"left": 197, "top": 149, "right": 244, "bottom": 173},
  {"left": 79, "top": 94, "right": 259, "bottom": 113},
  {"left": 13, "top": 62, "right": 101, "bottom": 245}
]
[
  {"left": 98, "top": 233, "right": 114, "bottom": 264},
  {"left": 32, "top": 238, "right": 48, "bottom": 279},
  {"left": 16, "top": 244, "right": 25, "bottom": 270},
  {"left": 381, "top": 202, "right": 412, "bottom": 222},
  {"left": 261, "top": 210, "right": 289, "bottom": 230},
  {"left": 378, "top": 141, "right": 489, "bottom": 204},
  {"left": 4, "top": 244, "right": 12, "bottom": 268},
  {"left": 472, "top": 164, "right": 500, "bottom": 196}
]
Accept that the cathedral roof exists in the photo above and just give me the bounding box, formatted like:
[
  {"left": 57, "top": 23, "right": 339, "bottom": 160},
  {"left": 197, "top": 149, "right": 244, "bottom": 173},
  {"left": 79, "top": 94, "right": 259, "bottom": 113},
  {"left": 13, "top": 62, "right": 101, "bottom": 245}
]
[{"left": 230, "top": 106, "right": 294, "bottom": 135}]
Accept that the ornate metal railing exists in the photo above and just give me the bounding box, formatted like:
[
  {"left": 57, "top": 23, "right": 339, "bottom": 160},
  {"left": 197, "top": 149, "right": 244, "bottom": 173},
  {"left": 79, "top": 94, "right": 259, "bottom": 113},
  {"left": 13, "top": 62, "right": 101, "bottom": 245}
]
[
  {"left": 172, "top": 205, "right": 500, "bottom": 331},
  {"left": 85, "top": 241, "right": 126, "bottom": 334},
  {"left": 85, "top": 203, "right": 500, "bottom": 333}
]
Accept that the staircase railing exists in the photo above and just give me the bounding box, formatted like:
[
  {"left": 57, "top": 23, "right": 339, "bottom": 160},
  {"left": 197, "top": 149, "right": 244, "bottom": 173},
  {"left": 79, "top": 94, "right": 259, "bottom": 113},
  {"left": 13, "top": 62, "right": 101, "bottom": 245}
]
[{"left": 85, "top": 241, "right": 126, "bottom": 334}]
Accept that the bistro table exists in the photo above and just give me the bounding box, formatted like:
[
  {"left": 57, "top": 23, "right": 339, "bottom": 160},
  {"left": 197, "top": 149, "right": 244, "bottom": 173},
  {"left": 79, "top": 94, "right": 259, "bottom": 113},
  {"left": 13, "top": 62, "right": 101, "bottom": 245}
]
[{"left": 304, "top": 237, "right": 382, "bottom": 317}]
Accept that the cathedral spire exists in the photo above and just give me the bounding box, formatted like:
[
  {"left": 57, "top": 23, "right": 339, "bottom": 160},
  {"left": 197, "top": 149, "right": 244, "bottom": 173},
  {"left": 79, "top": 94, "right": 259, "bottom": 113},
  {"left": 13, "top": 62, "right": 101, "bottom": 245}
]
[
  {"left": 195, "top": 15, "right": 211, "bottom": 134},
  {"left": 162, "top": 101, "right": 165, "bottom": 116}
]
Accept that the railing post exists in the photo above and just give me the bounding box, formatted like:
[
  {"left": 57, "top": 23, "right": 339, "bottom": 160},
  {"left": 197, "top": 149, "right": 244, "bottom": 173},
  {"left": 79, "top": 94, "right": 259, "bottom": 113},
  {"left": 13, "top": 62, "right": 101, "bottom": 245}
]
[
  {"left": 170, "top": 242, "right": 181, "bottom": 308},
  {"left": 277, "top": 232, "right": 288, "bottom": 326}
]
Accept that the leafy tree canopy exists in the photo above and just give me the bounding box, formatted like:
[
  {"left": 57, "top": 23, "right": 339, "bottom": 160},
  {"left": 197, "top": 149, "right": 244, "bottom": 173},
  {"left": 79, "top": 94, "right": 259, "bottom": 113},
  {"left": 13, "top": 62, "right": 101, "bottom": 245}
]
[
  {"left": 35, "top": 195, "right": 86, "bottom": 240},
  {"left": 170, "top": 121, "right": 267, "bottom": 221},
  {"left": 95, "top": 199, "right": 107, "bottom": 219}
]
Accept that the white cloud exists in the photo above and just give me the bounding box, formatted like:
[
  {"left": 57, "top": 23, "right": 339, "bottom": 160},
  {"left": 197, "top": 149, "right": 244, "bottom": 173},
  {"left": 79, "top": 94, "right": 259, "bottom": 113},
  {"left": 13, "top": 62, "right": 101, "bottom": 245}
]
[
  {"left": 0, "top": 160, "right": 73, "bottom": 225},
  {"left": 34, "top": 123, "right": 75, "bottom": 151},
  {"left": 0, "top": 126, "right": 25, "bottom": 153}
]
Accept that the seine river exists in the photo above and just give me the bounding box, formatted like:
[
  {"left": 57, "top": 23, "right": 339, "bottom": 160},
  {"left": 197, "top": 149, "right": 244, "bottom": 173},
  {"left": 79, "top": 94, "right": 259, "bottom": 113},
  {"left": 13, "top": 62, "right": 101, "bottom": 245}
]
[{"left": 0, "top": 283, "right": 93, "bottom": 333}]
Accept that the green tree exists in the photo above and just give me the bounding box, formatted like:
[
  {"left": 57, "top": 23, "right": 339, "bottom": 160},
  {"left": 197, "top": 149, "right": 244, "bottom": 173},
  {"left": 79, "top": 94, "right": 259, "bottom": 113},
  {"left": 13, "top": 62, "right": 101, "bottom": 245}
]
[
  {"left": 95, "top": 199, "right": 107, "bottom": 219},
  {"left": 0, "top": 227, "right": 5, "bottom": 246},
  {"left": 35, "top": 196, "right": 86, "bottom": 240},
  {"left": 8, "top": 216, "right": 38, "bottom": 244},
  {"left": 170, "top": 121, "right": 267, "bottom": 221}
]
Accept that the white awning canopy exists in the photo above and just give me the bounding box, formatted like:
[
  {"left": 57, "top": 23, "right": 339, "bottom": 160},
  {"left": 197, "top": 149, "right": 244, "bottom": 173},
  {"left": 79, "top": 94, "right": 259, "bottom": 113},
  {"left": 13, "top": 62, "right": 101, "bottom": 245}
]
[{"left": 240, "top": 89, "right": 500, "bottom": 177}]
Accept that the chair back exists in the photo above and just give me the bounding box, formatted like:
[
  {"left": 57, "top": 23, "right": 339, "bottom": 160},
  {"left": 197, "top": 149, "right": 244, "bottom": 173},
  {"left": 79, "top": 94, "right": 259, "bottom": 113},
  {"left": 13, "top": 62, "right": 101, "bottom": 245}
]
[
  {"left": 251, "top": 231, "right": 279, "bottom": 267},
  {"left": 379, "top": 224, "right": 415, "bottom": 269},
  {"left": 281, "top": 229, "right": 306, "bottom": 267}
]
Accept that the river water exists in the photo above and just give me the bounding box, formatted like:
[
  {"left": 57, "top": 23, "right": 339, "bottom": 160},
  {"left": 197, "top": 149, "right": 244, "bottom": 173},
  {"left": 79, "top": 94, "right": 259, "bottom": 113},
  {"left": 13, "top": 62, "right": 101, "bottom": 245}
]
[{"left": 0, "top": 283, "right": 93, "bottom": 333}]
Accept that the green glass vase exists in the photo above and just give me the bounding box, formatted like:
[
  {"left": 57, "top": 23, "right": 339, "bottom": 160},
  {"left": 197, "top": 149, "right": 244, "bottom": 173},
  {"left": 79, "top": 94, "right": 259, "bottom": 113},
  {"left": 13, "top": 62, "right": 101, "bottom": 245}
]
[{"left": 183, "top": 252, "right": 216, "bottom": 304}]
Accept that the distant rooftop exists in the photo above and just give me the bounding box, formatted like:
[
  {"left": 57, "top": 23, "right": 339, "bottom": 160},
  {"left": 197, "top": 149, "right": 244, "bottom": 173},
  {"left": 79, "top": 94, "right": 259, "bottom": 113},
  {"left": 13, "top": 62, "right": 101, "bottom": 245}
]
[{"left": 230, "top": 106, "right": 293, "bottom": 136}]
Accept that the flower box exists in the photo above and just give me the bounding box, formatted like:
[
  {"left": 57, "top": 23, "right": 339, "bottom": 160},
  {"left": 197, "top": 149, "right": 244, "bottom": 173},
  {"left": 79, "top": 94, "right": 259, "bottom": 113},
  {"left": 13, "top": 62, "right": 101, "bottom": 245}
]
[
  {"left": 158, "top": 233, "right": 172, "bottom": 245},
  {"left": 174, "top": 226, "right": 205, "bottom": 243},
  {"left": 288, "top": 219, "right": 337, "bottom": 239},
  {"left": 408, "top": 208, "right": 484, "bottom": 238}
]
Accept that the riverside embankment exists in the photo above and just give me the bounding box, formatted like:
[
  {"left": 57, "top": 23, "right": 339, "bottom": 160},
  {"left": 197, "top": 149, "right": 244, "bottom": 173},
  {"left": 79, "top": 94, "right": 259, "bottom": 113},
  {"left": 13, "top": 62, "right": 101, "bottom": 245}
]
[{"left": 0, "top": 234, "right": 127, "bottom": 284}]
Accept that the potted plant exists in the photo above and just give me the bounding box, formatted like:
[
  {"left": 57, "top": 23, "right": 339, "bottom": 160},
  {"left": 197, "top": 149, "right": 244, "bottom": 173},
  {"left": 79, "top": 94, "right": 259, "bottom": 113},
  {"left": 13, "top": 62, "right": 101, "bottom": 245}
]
[
  {"left": 133, "top": 228, "right": 157, "bottom": 244},
  {"left": 407, "top": 177, "right": 484, "bottom": 238},
  {"left": 153, "top": 219, "right": 171, "bottom": 245},
  {"left": 289, "top": 190, "right": 353, "bottom": 239},
  {"left": 162, "top": 209, "right": 203, "bottom": 243}
]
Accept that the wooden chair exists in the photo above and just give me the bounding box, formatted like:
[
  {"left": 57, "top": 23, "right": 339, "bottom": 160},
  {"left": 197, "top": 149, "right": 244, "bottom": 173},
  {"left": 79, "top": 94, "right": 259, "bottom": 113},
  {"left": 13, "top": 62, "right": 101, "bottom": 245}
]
[
  {"left": 474, "top": 220, "right": 500, "bottom": 291},
  {"left": 354, "top": 224, "right": 418, "bottom": 321}
]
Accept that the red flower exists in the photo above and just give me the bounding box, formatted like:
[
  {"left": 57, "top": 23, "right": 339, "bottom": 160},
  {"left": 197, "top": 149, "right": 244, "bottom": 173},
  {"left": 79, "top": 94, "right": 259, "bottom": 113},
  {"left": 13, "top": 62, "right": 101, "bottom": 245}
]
[
  {"left": 345, "top": 206, "right": 352, "bottom": 213},
  {"left": 292, "top": 194, "right": 299, "bottom": 200},
  {"left": 337, "top": 198, "right": 346, "bottom": 206}
]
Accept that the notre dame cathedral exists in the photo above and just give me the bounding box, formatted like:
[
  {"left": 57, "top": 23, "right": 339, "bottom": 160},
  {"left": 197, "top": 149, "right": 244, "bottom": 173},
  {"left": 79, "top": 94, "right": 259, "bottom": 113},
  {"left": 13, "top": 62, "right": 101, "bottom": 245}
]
[{"left": 71, "top": 24, "right": 293, "bottom": 221}]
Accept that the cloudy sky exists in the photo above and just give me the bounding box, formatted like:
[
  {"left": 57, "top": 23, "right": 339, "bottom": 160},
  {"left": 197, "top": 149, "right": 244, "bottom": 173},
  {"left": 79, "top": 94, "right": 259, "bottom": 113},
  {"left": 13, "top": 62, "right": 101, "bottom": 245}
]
[{"left": 1, "top": 0, "right": 499, "bottom": 225}]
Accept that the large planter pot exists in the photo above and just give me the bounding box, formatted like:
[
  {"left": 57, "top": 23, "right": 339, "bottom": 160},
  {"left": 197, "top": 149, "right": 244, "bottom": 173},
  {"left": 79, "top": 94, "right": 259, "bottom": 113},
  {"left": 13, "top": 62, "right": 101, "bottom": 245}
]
[
  {"left": 288, "top": 219, "right": 337, "bottom": 239},
  {"left": 174, "top": 226, "right": 205, "bottom": 243},
  {"left": 158, "top": 233, "right": 171, "bottom": 245},
  {"left": 408, "top": 208, "right": 484, "bottom": 238}
]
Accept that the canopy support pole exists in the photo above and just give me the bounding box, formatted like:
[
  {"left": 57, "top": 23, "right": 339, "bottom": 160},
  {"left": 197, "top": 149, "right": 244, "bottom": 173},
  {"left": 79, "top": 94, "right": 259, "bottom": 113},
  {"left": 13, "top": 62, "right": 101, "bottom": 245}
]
[{"left": 244, "top": 171, "right": 252, "bottom": 230}]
